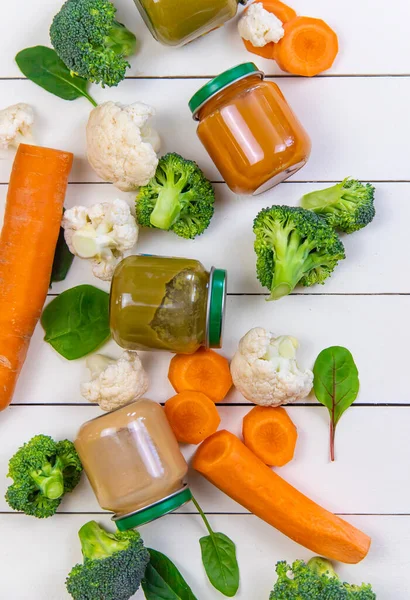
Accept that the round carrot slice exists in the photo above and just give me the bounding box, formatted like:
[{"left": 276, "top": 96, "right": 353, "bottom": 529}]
[
  {"left": 164, "top": 391, "right": 221, "bottom": 445},
  {"left": 242, "top": 405, "right": 297, "bottom": 466},
  {"left": 168, "top": 348, "right": 232, "bottom": 403},
  {"left": 274, "top": 16, "right": 339, "bottom": 77}
]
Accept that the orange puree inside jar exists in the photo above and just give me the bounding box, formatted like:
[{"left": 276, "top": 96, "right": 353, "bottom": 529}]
[{"left": 189, "top": 63, "right": 311, "bottom": 195}]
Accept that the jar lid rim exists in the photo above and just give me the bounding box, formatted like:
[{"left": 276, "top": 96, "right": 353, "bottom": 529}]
[
  {"left": 113, "top": 485, "right": 192, "bottom": 530},
  {"left": 206, "top": 268, "right": 227, "bottom": 349},
  {"left": 188, "top": 63, "right": 263, "bottom": 120}
]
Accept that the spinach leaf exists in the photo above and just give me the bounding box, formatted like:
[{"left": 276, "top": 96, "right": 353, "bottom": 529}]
[
  {"left": 41, "top": 285, "right": 110, "bottom": 360},
  {"left": 15, "top": 46, "right": 97, "bottom": 106},
  {"left": 192, "top": 497, "right": 239, "bottom": 597},
  {"left": 313, "top": 346, "right": 360, "bottom": 461},
  {"left": 50, "top": 226, "right": 74, "bottom": 286},
  {"left": 142, "top": 549, "right": 198, "bottom": 600}
]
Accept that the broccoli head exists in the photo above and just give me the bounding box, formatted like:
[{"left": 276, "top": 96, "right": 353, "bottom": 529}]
[
  {"left": 50, "top": 0, "right": 137, "bottom": 87},
  {"left": 136, "top": 152, "right": 215, "bottom": 239},
  {"left": 270, "top": 557, "right": 376, "bottom": 599},
  {"left": 5, "top": 434, "right": 83, "bottom": 518},
  {"left": 66, "top": 520, "right": 149, "bottom": 600},
  {"left": 301, "top": 178, "right": 376, "bottom": 234},
  {"left": 253, "top": 205, "right": 345, "bottom": 301}
]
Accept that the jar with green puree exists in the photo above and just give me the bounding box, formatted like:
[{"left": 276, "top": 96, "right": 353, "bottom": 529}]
[
  {"left": 133, "top": 0, "right": 248, "bottom": 46},
  {"left": 110, "top": 255, "right": 227, "bottom": 354}
]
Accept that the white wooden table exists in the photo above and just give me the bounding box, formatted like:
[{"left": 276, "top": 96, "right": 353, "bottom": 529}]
[{"left": 1, "top": 0, "right": 409, "bottom": 597}]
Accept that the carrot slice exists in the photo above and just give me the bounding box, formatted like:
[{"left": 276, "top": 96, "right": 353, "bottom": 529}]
[
  {"left": 242, "top": 1, "right": 297, "bottom": 59},
  {"left": 193, "top": 430, "right": 371, "bottom": 563},
  {"left": 168, "top": 348, "right": 233, "bottom": 403},
  {"left": 242, "top": 406, "right": 297, "bottom": 466},
  {"left": 274, "top": 16, "right": 339, "bottom": 77},
  {"left": 164, "top": 391, "right": 221, "bottom": 445},
  {"left": 0, "top": 144, "right": 73, "bottom": 410}
]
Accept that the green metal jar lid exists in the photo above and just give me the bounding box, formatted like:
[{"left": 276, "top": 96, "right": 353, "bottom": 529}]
[
  {"left": 207, "top": 268, "right": 227, "bottom": 349},
  {"left": 188, "top": 62, "right": 263, "bottom": 119},
  {"left": 114, "top": 486, "right": 193, "bottom": 531}
]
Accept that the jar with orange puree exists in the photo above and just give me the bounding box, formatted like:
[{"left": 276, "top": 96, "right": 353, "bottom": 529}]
[{"left": 189, "top": 63, "right": 311, "bottom": 195}]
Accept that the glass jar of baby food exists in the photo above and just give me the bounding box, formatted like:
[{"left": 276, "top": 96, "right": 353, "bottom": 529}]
[
  {"left": 133, "top": 0, "right": 248, "bottom": 47},
  {"left": 189, "top": 62, "right": 311, "bottom": 195},
  {"left": 75, "top": 399, "right": 192, "bottom": 529},
  {"left": 110, "top": 255, "right": 227, "bottom": 354}
]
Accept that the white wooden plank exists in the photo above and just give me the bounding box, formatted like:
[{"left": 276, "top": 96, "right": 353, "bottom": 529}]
[
  {"left": 1, "top": 0, "right": 410, "bottom": 77},
  {"left": 11, "top": 295, "right": 410, "bottom": 406},
  {"left": 1, "top": 404, "right": 410, "bottom": 514},
  {"left": 1, "top": 77, "right": 410, "bottom": 183},
  {"left": 0, "top": 512, "right": 405, "bottom": 599},
  {"left": 0, "top": 181, "right": 400, "bottom": 295}
]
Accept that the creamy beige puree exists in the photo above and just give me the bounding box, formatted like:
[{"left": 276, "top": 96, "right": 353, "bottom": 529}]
[{"left": 75, "top": 399, "right": 188, "bottom": 516}]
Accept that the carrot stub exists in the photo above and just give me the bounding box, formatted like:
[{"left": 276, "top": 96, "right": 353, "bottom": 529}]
[
  {"left": 168, "top": 348, "right": 233, "bottom": 403},
  {"left": 0, "top": 144, "right": 73, "bottom": 410},
  {"left": 242, "top": 405, "right": 297, "bottom": 466},
  {"left": 274, "top": 16, "right": 339, "bottom": 77},
  {"left": 164, "top": 391, "right": 221, "bottom": 445},
  {"left": 193, "top": 430, "right": 371, "bottom": 564},
  {"left": 242, "top": 1, "right": 297, "bottom": 60}
]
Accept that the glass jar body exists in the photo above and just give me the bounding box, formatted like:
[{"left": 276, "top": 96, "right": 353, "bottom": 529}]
[
  {"left": 110, "top": 255, "right": 209, "bottom": 354},
  {"left": 134, "top": 0, "right": 239, "bottom": 46},
  {"left": 196, "top": 75, "right": 311, "bottom": 195},
  {"left": 75, "top": 399, "right": 188, "bottom": 516}
]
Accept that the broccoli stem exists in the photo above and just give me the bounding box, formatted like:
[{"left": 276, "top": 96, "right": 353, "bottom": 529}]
[
  {"left": 104, "top": 20, "right": 137, "bottom": 57},
  {"left": 150, "top": 185, "right": 183, "bottom": 230},
  {"left": 79, "top": 520, "right": 129, "bottom": 560},
  {"left": 301, "top": 182, "right": 345, "bottom": 210},
  {"left": 30, "top": 463, "right": 65, "bottom": 500},
  {"left": 307, "top": 557, "right": 338, "bottom": 579}
]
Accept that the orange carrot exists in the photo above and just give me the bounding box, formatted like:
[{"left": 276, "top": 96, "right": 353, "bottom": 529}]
[
  {"left": 242, "top": 1, "right": 297, "bottom": 60},
  {"left": 242, "top": 405, "right": 297, "bottom": 466},
  {"left": 274, "top": 16, "right": 339, "bottom": 77},
  {"left": 164, "top": 391, "right": 221, "bottom": 445},
  {"left": 168, "top": 348, "right": 232, "bottom": 403},
  {"left": 193, "top": 430, "right": 371, "bottom": 563},
  {"left": 0, "top": 144, "right": 73, "bottom": 410}
]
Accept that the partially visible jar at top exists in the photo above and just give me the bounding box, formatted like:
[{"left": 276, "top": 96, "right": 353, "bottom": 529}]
[
  {"left": 134, "top": 0, "right": 248, "bottom": 47},
  {"left": 75, "top": 399, "right": 192, "bottom": 530},
  {"left": 110, "top": 255, "right": 227, "bottom": 354},
  {"left": 189, "top": 62, "right": 311, "bottom": 195}
]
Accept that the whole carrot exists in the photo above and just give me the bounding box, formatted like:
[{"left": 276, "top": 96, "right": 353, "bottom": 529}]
[
  {"left": 0, "top": 144, "right": 73, "bottom": 410},
  {"left": 194, "top": 430, "right": 371, "bottom": 564}
]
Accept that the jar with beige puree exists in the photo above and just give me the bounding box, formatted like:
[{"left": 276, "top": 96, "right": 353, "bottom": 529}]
[{"left": 75, "top": 399, "right": 192, "bottom": 530}]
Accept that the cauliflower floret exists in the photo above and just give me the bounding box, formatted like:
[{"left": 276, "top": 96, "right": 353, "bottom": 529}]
[
  {"left": 81, "top": 351, "right": 149, "bottom": 411},
  {"left": 238, "top": 3, "right": 284, "bottom": 47},
  {"left": 0, "top": 103, "right": 34, "bottom": 150},
  {"left": 86, "top": 101, "right": 160, "bottom": 191},
  {"left": 230, "top": 327, "right": 313, "bottom": 406},
  {"left": 63, "top": 198, "right": 138, "bottom": 281}
]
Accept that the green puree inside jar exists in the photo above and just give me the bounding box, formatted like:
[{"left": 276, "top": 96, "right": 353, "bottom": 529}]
[
  {"left": 138, "top": 0, "right": 239, "bottom": 46},
  {"left": 110, "top": 256, "right": 209, "bottom": 354}
]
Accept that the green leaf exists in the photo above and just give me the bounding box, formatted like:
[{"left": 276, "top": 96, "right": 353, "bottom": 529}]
[
  {"left": 142, "top": 549, "right": 198, "bottom": 600},
  {"left": 41, "top": 285, "right": 110, "bottom": 360},
  {"left": 50, "top": 226, "right": 74, "bottom": 287},
  {"left": 313, "top": 346, "right": 360, "bottom": 461},
  {"left": 199, "top": 532, "right": 239, "bottom": 597},
  {"left": 15, "top": 46, "right": 97, "bottom": 106}
]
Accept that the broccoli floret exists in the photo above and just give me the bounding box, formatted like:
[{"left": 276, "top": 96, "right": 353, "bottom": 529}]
[
  {"left": 301, "top": 178, "right": 376, "bottom": 234},
  {"left": 270, "top": 557, "right": 376, "bottom": 599},
  {"left": 66, "top": 520, "right": 149, "bottom": 600},
  {"left": 5, "top": 434, "right": 83, "bottom": 518},
  {"left": 50, "top": 0, "right": 137, "bottom": 87},
  {"left": 136, "top": 153, "right": 215, "bottom": 239},
  {"left": 253, "top": 205, "right": 345, "bottom": 301}
]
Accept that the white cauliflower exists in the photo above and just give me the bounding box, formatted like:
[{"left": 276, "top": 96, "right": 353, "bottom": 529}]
[
  {"left": 62, "top": 198, "right": 138, "bottom": 281},
  {"left": 238, "top": 2, "right": 284, "bottom": 47},
  {"left": 86, "top": 101, "right": 160, "bottom": 191},
  {"left": 230, "top": 327, "right": 313, "bottom": 406},
  {"left": 0, "top": 103, "right": 34, "bottom": 150},
  {"left": 81, "top": 351, "right": 149, "bottom": 411}
]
